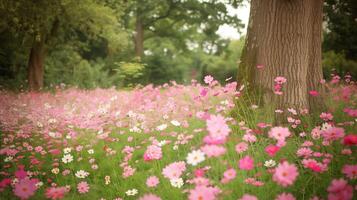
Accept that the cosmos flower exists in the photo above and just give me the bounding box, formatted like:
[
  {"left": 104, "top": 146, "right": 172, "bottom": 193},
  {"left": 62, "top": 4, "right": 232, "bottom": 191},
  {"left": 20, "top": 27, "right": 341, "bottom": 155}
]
[
  {"left": 77, "top": 181, "right": 89, "bottom": 194},
  {"left": 146, "top": 176, "right": 159, "bottom": 188},
  {"left": 273, "top": 161, "right": 299, "bottom": 187},
  {"left": 186, "top": 150, "right": 205, "bottom": 166},
  {"left": 13, "top": 178, "right": 38, "bottom": 199}
]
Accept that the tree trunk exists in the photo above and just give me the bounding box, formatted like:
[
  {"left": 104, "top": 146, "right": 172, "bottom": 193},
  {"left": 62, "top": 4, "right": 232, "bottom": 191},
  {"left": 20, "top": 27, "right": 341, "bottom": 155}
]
[
  {"left": 28, "top": 38, "right": 45, "bottom": 91},
  {"left": 134, "top": 16, "right": 144, "bottom": 58},
  {"left": 238, "top": 0, "right": 325, "bottom": 117}
]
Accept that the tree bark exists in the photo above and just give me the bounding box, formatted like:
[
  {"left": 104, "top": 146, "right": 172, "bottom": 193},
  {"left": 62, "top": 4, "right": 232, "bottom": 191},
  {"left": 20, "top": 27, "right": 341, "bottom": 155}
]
[
  {"left": 28, "top": 38, "right": 45, "bottom": 91},
  {"left": 238, "top": 0, "right": 325, "bottom": 117},
  {"left": 134, "top": 16, "right": 144, "bottom": 58}
]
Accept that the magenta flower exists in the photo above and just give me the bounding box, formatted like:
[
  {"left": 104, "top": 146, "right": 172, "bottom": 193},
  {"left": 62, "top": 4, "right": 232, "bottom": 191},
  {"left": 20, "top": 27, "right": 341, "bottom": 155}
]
[
  {"left": 265, "top": 145, "right": 280, "bottom": 157},
  {"left": 13, "top": 178, "right": 38, "bottom": 199}
]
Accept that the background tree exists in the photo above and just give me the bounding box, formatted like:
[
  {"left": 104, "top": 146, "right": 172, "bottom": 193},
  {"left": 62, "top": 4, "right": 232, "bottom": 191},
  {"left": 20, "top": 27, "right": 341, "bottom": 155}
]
[
  {"left": 322, "top": 0, "right": 357, "bottom": 78},
  {"left": 238, "top": 0, "right": 325, "bottom": 117},
  {"left": 0, "top": 0, "right": 128, "bottom": 90}
]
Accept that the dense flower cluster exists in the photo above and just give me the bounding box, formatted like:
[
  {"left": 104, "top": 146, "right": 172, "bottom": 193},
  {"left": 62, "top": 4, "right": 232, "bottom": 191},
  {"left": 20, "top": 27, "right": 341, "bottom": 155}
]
[{"left": 0, "top": 75, "right": 356, "bottom": 199}]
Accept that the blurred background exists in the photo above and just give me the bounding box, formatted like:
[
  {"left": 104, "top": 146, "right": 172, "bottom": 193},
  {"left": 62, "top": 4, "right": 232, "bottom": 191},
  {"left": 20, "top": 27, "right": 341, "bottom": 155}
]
[{"left": 0, "top": 0, "right": 356, "bottom": 90}]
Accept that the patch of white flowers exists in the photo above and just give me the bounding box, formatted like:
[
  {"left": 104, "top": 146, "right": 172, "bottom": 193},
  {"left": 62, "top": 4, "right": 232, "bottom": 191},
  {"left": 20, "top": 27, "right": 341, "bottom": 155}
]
[
  {"left": 264, "top": 159, "right": 277, "bottom": 168},
  {"left": 170, "top": 178, "right": 184, "bottom": 188}
]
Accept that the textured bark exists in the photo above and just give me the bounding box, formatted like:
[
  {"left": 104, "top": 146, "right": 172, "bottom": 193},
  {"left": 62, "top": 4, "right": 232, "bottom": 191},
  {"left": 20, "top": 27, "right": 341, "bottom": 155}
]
[
  {"left": 134, "top": 17, "right": 144, "bottom": 58},
  {"left": 238, "top": 0, "right": 325, "bottom": 115},
  {"left": 28, "top": 39, "right": 45, "bottom": 91}
]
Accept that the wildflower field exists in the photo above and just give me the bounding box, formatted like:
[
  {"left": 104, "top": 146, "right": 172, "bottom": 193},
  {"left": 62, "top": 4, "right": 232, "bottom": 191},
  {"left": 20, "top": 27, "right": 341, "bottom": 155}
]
[{"left": 0, "top": 76, "right": 356, "bottom": 200}]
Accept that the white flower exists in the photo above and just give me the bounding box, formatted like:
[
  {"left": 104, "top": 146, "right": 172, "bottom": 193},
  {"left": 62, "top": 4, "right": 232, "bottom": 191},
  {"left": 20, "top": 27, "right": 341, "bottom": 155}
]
[
  {"left": 4, "top": 156, "right": 13, "bottom": 162},
  {"left": 62, "top": 154, "right": 73, "bottom": 164},
  {"left": 48, "top": 118, "right": 57, "bottom": 124},
  {"left": 186, "top": 150, "right": 205, "bottom": 166},
  {"left": 37, "top": 122, "right": 43, "bottom": 128},
  {"left": 321, "top": 122, "right": 332, "bottom": 131},
  {"left": 88, "top": 149, "right": 94, "bottom": 154},
  {"left": 75, "top": 170, "right": 89, "bottom": 178},
  {"left": 170, "top": 178, "right": 184, "bottom": 188},
  {"left": 129, "top": 126, "right": 141, "bottom": 133},
  {"left": 264, "top": 159, "right": 277, "bottom": 168},
  {"left": 35, "top": 181, "right": 43, "bottom": 188},
  {"left": 173, "top": 145, "right": 179, "bottom": 150},
  {"left": 156, "top": 124, "right": 167, "bottom": 131},
  {"left": 63, "top": 147, "right": 72, "bottom": 154},
  {"left": 171, "top": 120, "right": 181, "bottom": 126},
  {"left": 220, "top": 100, "right": 229, "bottom": 105},
  {"left": 51, "top": 168, "right": 60, "bottom": 174},
  {"left": 158, "top": 140, "right": 167, "bottom": 147},
  {"left": 125, "top": 189, "right": 138, "bottom": 196}
]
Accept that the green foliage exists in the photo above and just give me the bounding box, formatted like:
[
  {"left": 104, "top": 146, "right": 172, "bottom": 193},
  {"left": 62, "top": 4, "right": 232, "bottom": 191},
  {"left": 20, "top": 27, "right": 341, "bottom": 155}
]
[
  {"left": 114, "top": 61, "right": 146, "bottom": 87},
  {"left": 323, "top": 0, "right": 357, "bottom": 60},
  {"left": 322, "top": 50, "right": 357, "bottom": 79}
]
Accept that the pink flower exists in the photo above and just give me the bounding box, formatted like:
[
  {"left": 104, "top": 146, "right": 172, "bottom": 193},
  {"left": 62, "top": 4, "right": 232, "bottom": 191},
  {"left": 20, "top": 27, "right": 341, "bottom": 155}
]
[
  {"left": 274, "top": 76, "right": 287, "bottom": 84},
  {"left": 268, "top": 127, "right": 291, "bottom": 141},
  {"left": 194, "top": 168, "right": 205, "bottom": 177},
  {"left": 343, "top": 134, "right": 357, "bottom": 146},
  {"left": 327, "top": 179, "right": 353, "bottom": 200},
  {"left": 342, "top": 165, "right": 357, "bottom": 179},
  {"left": 256, "top": 64, "right": 264, "bottom": 69},
  {"left": 296, "top": 147, "right": 313, "bottom": 158},
  {"left": 239, "top": 194, "right": 258, "bottom": 200},
  {"left": 45, "top": 186, "right": 68, "bottom": 199},
  {"left": 320, "top": 112, "right": 333, "bottom": 121},
  {"left": 188, "top": 186, "right": 220, "bottom": 200},
  {"left": 162, "top": 161, "right": 186, "bottom": 180},
  {"left": 15, "top": 166, "right": 28, "bottom": 180},
  {"left": 238, "top": 156, "right": 254, "bottom": 170},
  {"left": 144, "top": 145, "right": 162, "bottom": 161},
  {"left": 321, "top": 127, "right": 345, "bottom": 141},
  {"left": 200, "top": 88, "right": 209, "bottom": 97},
  {"left": 146, "top": 176, "right": 160, "bottom": 187},
  {"left": 235, "top": 142, "right": 248, "bottom": 153},
  {"left": 206, "top": 115, "right": 230, "bottom": 141},
  {"left": 204, "top": 75, "right": 214, "bottom": 84},
  {"left": 275, "top": 193, "right": 296, "bottom": 200},
  {"left": 139, "top": 194, "right": 161, "bottom": 200},
  {"left": 201, "top": 145, "right": 226, "bottom": 157},
  {"left": 265, "top": 145, "right": 280, "bottom": 157},
  {"left": 273, "top": 161, "right": 299, "bottom": 187},
  {"left": 221, "top": 168, "right": 236, "bottom": 183},
  {"left": 203, "top": 135, "right": 226, "bottom": 145},
  {"left": 302, "top": 159, "right": 323, "bottom": 172},
  {"left": 13, "top": 178, "right": 38, "bottom": 199},
  {"left": 77, "top": 181, "right": 89, "bottom": 194},
  {"left": 190, "top": 177, "right": 210, "bottom": 186},
  {"left": 309, "top": 90, "right": 319, "bottom": 96}
]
